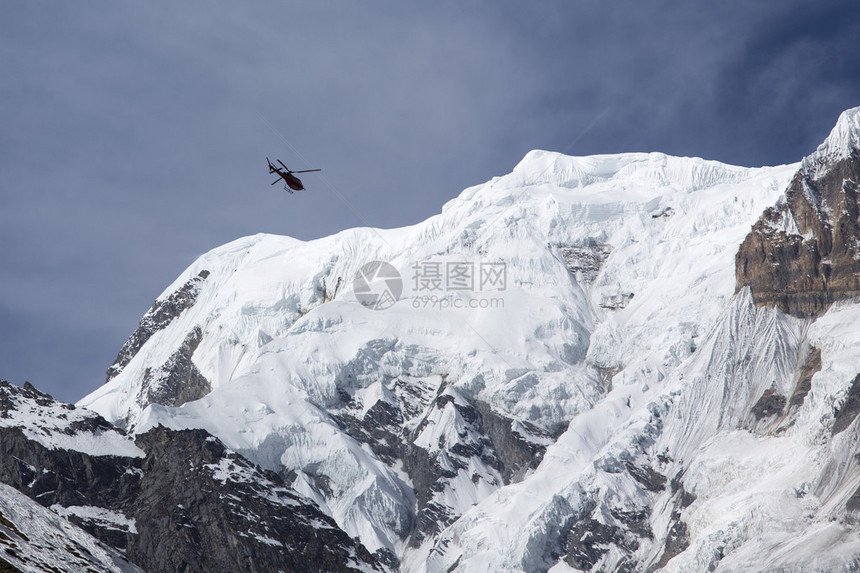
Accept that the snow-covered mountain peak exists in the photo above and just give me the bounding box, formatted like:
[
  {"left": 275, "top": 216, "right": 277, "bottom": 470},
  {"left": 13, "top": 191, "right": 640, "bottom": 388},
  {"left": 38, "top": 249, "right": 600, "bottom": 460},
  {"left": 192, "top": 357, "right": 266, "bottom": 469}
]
[
  {"left": 818, "top": 106, "right": 860, "bottom": 157},
  {"left": 802, "top": 106, "right": 860, "bottom": 178},
  {"left": 79, "top": 141, "right": 805, "bottom": 565},
  {"left": 82, "top": 148, "right": 796, "bottom": 428},
  {"left": 506, "top": 149, "right": 759, "bottom": 193}
]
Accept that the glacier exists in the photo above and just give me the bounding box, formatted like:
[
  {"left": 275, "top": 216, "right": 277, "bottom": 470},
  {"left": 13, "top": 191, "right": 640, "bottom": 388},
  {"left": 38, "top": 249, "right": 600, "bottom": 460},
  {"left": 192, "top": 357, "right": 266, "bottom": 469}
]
[{"left": 78, "top": 107, "right": 860, "bottom": 571}]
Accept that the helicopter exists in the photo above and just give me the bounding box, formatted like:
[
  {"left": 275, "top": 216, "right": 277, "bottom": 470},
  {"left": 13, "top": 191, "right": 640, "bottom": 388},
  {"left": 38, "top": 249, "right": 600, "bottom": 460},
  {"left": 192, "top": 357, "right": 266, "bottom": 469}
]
[{"left": 267, "top": 158, "right": 321, "bottom": 193}]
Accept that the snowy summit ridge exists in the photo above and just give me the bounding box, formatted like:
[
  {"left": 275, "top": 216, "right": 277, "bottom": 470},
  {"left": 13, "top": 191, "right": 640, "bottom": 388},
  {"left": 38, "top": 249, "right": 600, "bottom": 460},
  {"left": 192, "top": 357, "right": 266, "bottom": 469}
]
[
  {"left": 75, "top": 108, "right": 860, "bottom": 572},
  {"left": 814, "top": 105, "right": 860, "bottom": 161}
]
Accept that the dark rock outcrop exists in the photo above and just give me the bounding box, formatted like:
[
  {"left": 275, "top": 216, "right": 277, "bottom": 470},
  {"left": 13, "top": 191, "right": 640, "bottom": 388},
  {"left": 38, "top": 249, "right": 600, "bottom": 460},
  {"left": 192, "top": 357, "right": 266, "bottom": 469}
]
[
  {"left": 736, "top": 110, "right": 860, "bottom": 318},
  {"left": 106, "top": 270, "right": 210, "bottom": 382},
  {"left": 474, "top": 400, "right": 553, "bottom": 483},
  {"left": 0, "top": 425, "right": 142, "bottom": 547},
  {"left": 565, "top": 516, "right": 640, "bottom": 571},
  {"left": 832, "top": 373, "right": 860, "bottom": 436},
  {"left": 332, "top": 376, "right": 552, "bottom": 552},
  {"left": 557, "top": 242, "right": 612, "bottom": 284},
  {"left": 0, "top": 380, "right": 142, "bottom": 548},
  {"left": 137, "top": 326, "right": 211, "bottom": 411},
  {"left": 126, "top": 426, "right": 383, "bottom": 573},
  {"left": 750, "top": 388, "right": 787, "bottom": 421},
  {"left": 790, "top": 346, "right": 821, "bottom": 410},
  {"left": 561, "top": 501, "right": 655, "bottom": 572},
  {"left": 0, "top": 484, "right": 142, "bottom": 573}
]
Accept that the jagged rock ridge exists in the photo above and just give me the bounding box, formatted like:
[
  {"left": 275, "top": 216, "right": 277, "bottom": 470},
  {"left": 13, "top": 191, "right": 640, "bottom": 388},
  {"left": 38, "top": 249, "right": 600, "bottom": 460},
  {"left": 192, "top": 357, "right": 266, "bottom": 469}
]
[
  {"left": 138, "top": 325, "right": 211, "bottom": 410},
  {"left": 106, "top": 269, "right": 210, "bottom": 382}
]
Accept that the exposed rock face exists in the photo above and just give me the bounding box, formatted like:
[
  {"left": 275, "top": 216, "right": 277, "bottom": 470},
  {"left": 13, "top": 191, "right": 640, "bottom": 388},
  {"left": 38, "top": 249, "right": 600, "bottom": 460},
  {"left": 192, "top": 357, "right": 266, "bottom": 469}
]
[
  {"left": 332, "top": 377, "right": 554, "bottom": 553},
  {"left": 736, "top": 108, "right": 860, "bottom": 317},
  {"left": 127, "top": 426, "right": 383, "bottom": 573},
  {"left": 832, "top": 373, "right": 860, "bottom": 436},
  {"left": 137, "top": 326, "right": 211, "bottom": 410},
  {"left": 0, "top": 379, "right": 382, "bottom": 573},
  {"left": 557, "top": 242, "right": 612, "bottom": 284},
  {"left": 106, "top": 269, "right": 210, "bottom": 382},
  {"left": 402, "top": 392, "right": 553, "bottom": 549},
  {"left": 0, "top": 380, "right": 144, "bottom": 549},
  {"left": 557, "top": 406, "right": 671, "bottom": 573},
  {"left": 0, "top": 426, "right": 142, "bottom": 548}
]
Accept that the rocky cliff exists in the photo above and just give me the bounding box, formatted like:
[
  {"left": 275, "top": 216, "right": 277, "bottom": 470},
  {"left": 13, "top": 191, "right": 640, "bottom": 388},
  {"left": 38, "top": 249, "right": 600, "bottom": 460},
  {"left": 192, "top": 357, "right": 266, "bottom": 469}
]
[{"left": 737, "top": 107, "right": 860, "bottom": 317}]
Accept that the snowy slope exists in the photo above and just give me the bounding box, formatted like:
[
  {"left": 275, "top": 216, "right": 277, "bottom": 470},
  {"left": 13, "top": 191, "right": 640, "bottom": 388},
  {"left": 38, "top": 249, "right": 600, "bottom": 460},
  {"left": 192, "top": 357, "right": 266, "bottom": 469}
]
[
  {"left": 0, "top": 381, "right": 144, "bottom": 459},
  {"left": 0, "top": 481, "right": 141, "bottom": 573},
  {"left": 79, "top": 141, "right": 814, "bottom": 570},
  {"left": 805, "top": 105, "right": 860, "bottom": 173}
]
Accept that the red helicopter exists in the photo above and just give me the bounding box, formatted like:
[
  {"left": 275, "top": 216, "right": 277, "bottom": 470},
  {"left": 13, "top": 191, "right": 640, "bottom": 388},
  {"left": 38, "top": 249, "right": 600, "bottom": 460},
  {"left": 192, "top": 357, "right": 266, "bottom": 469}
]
[{"left": 267, "top": 158, "right": 321, "bottom": 193}]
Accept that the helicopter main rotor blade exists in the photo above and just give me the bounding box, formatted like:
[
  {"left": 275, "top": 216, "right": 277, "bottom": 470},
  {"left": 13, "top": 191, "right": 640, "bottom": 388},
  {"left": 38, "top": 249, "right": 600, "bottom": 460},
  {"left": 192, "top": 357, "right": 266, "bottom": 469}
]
[
  {"left": 271, "top": 179, "right": 281, "bottom": 185},
  {"left": 277, "top": 159, "right": 288, "bottom": 170},
  {"left": 293, "top": 169, "right": 321, "bottom": 173}
]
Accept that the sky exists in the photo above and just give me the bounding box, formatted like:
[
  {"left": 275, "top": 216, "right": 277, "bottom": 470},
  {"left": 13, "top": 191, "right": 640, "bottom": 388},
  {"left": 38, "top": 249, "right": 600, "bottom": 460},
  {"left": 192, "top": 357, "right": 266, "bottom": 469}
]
[{"left": 2, "top": 1, "right": 860, "bottom": 403}]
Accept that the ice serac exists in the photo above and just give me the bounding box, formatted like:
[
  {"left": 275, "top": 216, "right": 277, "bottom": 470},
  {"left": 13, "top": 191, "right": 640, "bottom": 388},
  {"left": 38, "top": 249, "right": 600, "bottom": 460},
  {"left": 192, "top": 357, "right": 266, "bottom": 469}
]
[{"left": 736, "top": 106, "right": 860, "bottom": 317}]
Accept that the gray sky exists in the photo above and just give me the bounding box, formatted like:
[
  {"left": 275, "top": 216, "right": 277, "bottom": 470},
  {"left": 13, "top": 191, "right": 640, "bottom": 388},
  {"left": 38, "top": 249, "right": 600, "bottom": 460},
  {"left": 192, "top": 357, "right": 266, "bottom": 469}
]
[{"left": 2, "top": 1, "right": 859, "bottom": 402}]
